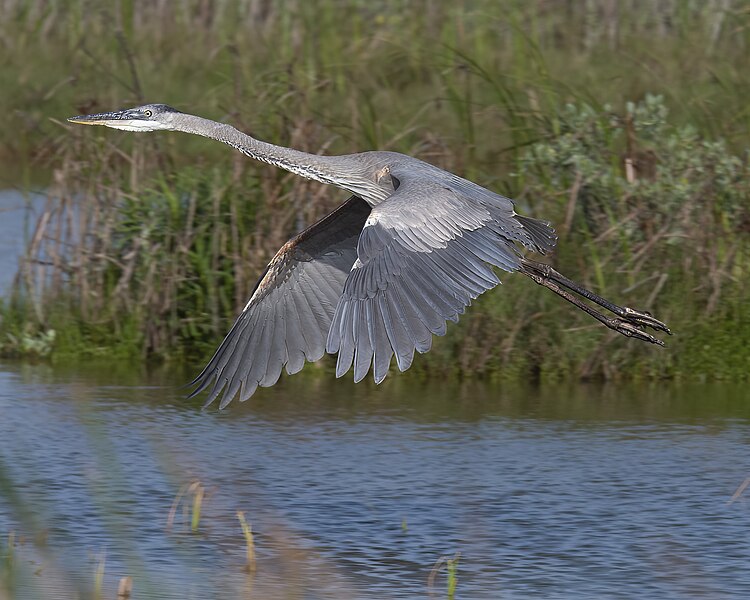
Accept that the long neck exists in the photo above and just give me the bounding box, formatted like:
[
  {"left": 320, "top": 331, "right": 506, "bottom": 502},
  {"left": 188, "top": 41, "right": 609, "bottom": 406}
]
[{"left": 171, "top": 113, "right": 384, "bottom": 201}]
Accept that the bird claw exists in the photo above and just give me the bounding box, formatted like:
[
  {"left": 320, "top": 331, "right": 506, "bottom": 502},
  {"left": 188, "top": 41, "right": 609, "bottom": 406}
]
[
  {"left": 608, "top": 306, "right": 670, "bottom": 346},
  {"left": 620, "top": 307, "right": 671, "bottom": 335},
  {"left": 609, "top": 318, "right": 666, "bottom": 346}
]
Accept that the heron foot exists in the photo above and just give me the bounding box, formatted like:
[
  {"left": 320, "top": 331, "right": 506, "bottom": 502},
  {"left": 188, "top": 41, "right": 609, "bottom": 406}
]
[
  {"left": 608, "top": 318, "right": 666, "bottom": 346},
  {"left": 618, "top": 307, "right": 671, "bottom": 335},
  {"left": 520, "top": 259, "right": 671, "bottom": 345}
]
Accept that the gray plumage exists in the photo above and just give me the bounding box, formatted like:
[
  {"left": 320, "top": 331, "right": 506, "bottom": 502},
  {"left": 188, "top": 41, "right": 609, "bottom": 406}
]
[{"left": 68, "top": 104, "right": 670, "bottom": 409}]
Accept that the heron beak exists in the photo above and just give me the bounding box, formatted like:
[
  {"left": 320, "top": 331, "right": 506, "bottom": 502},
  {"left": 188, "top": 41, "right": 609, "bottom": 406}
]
[
  {"left": 67, "top": 108, "right": 168, "bottom": 132},
  {"left": 67, "top": 111, "right": 127, "bottom": 127}
]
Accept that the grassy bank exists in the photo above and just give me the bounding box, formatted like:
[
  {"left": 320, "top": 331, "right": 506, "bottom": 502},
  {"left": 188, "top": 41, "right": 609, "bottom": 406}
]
[{"left": 1, "top": 0, "right": 749, "bottom": 382}]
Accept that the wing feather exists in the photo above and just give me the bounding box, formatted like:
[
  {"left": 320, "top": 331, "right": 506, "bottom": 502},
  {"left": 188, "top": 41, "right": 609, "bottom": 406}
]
[
  {"left": 327, "top": 174, "right": 547, "bottom": 383},
  {"left": 191, "top": 163, "right": 558, "bottom": 404},
  {"left": 190, "top": 196, "right": 371, "bottom": 407}
]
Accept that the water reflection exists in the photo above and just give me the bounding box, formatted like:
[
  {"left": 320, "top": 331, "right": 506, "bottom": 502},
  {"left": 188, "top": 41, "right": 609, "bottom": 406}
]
[
  {"left": 0, "top": 189, "right": 46, "bottom": 297},
  {"left": 1, "top": 361, "right": 749, "bottom": 598}
]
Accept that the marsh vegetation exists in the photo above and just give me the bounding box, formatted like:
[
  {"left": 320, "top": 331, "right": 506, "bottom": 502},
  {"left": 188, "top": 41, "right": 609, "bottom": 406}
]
[{"left": 1, "top": 0, "right": 749, "bottom": 381}]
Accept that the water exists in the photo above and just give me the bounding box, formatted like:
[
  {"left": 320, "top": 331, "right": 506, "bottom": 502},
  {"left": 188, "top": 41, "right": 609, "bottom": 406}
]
[
  {"left": 1, "top": 362, "right": 749, "bottom": 599},
  {"left": 0, "top": 189, "right": 45, "bottom": 297},
  {"left": 0, "top": 188, "right": 748, "bottom": 598}
]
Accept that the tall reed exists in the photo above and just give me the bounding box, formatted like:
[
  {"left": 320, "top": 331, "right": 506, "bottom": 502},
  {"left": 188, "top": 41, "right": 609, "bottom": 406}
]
[{"left": 1, "top": 0, "right": 748, "bottom": 380}]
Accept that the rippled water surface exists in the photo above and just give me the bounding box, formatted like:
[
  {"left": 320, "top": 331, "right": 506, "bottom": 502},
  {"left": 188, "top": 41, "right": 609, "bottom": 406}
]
[{"left": 1, "top": 362, "right": 749, "bottom": 598}]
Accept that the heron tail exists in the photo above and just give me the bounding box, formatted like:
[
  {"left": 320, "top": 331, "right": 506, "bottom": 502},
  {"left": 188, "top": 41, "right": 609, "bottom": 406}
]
[{"left": 516, "top": 215, "right": 558, "bottom": 254}]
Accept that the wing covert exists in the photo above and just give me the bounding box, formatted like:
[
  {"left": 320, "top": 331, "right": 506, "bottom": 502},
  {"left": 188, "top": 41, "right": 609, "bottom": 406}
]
[{"left": 326, "top": 174, "right": 552, "bottom": 385}]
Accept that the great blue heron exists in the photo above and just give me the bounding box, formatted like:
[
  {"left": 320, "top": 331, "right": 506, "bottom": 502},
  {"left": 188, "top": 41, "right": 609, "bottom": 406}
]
[{"left": 68, "top": 103, "right": 670, "bottom": 408}]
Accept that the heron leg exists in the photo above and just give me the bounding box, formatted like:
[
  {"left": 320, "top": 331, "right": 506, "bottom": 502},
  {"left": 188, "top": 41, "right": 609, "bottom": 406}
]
[{"left": 520, "top": 259, "right": 670, "bottom": 345}]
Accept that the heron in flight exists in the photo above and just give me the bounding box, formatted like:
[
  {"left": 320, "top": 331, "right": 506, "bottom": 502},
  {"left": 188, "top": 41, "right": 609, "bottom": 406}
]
[{"left": 68, "top": 104, "right": 670, "bottom": 408}]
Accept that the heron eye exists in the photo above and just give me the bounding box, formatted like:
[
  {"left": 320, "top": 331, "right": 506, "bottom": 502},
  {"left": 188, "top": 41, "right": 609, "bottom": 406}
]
[{"left": 144, "top": 109, "right": 153, "bottom": 117}]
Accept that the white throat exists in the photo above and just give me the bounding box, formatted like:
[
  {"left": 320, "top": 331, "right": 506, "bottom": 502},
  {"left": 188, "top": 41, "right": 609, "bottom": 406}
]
[{"left": 105, "top": 120, "right": 170, "bottom": 132}]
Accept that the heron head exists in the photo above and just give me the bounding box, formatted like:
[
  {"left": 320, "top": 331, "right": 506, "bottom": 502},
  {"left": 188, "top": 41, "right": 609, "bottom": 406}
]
[{"left": 67, "top": 103, "right": 181, "bottom": 132}]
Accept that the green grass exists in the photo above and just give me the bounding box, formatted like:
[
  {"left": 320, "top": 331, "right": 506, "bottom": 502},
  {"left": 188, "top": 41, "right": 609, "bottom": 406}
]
[
  {"left": 1, "top": 0, "right": 749, "bottom": 382},
  {"left": 3, "top": 1, "right": 750, "bottom": 183}
]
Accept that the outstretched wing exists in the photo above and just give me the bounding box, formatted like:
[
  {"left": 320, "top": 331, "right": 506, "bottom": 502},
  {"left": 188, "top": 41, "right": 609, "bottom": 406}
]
[
  {"left": 190, "top": 196, "right": 371, "bottom": 408},
  {"left": 326, "top": 174, "right": 555, "bottom": 384}
]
